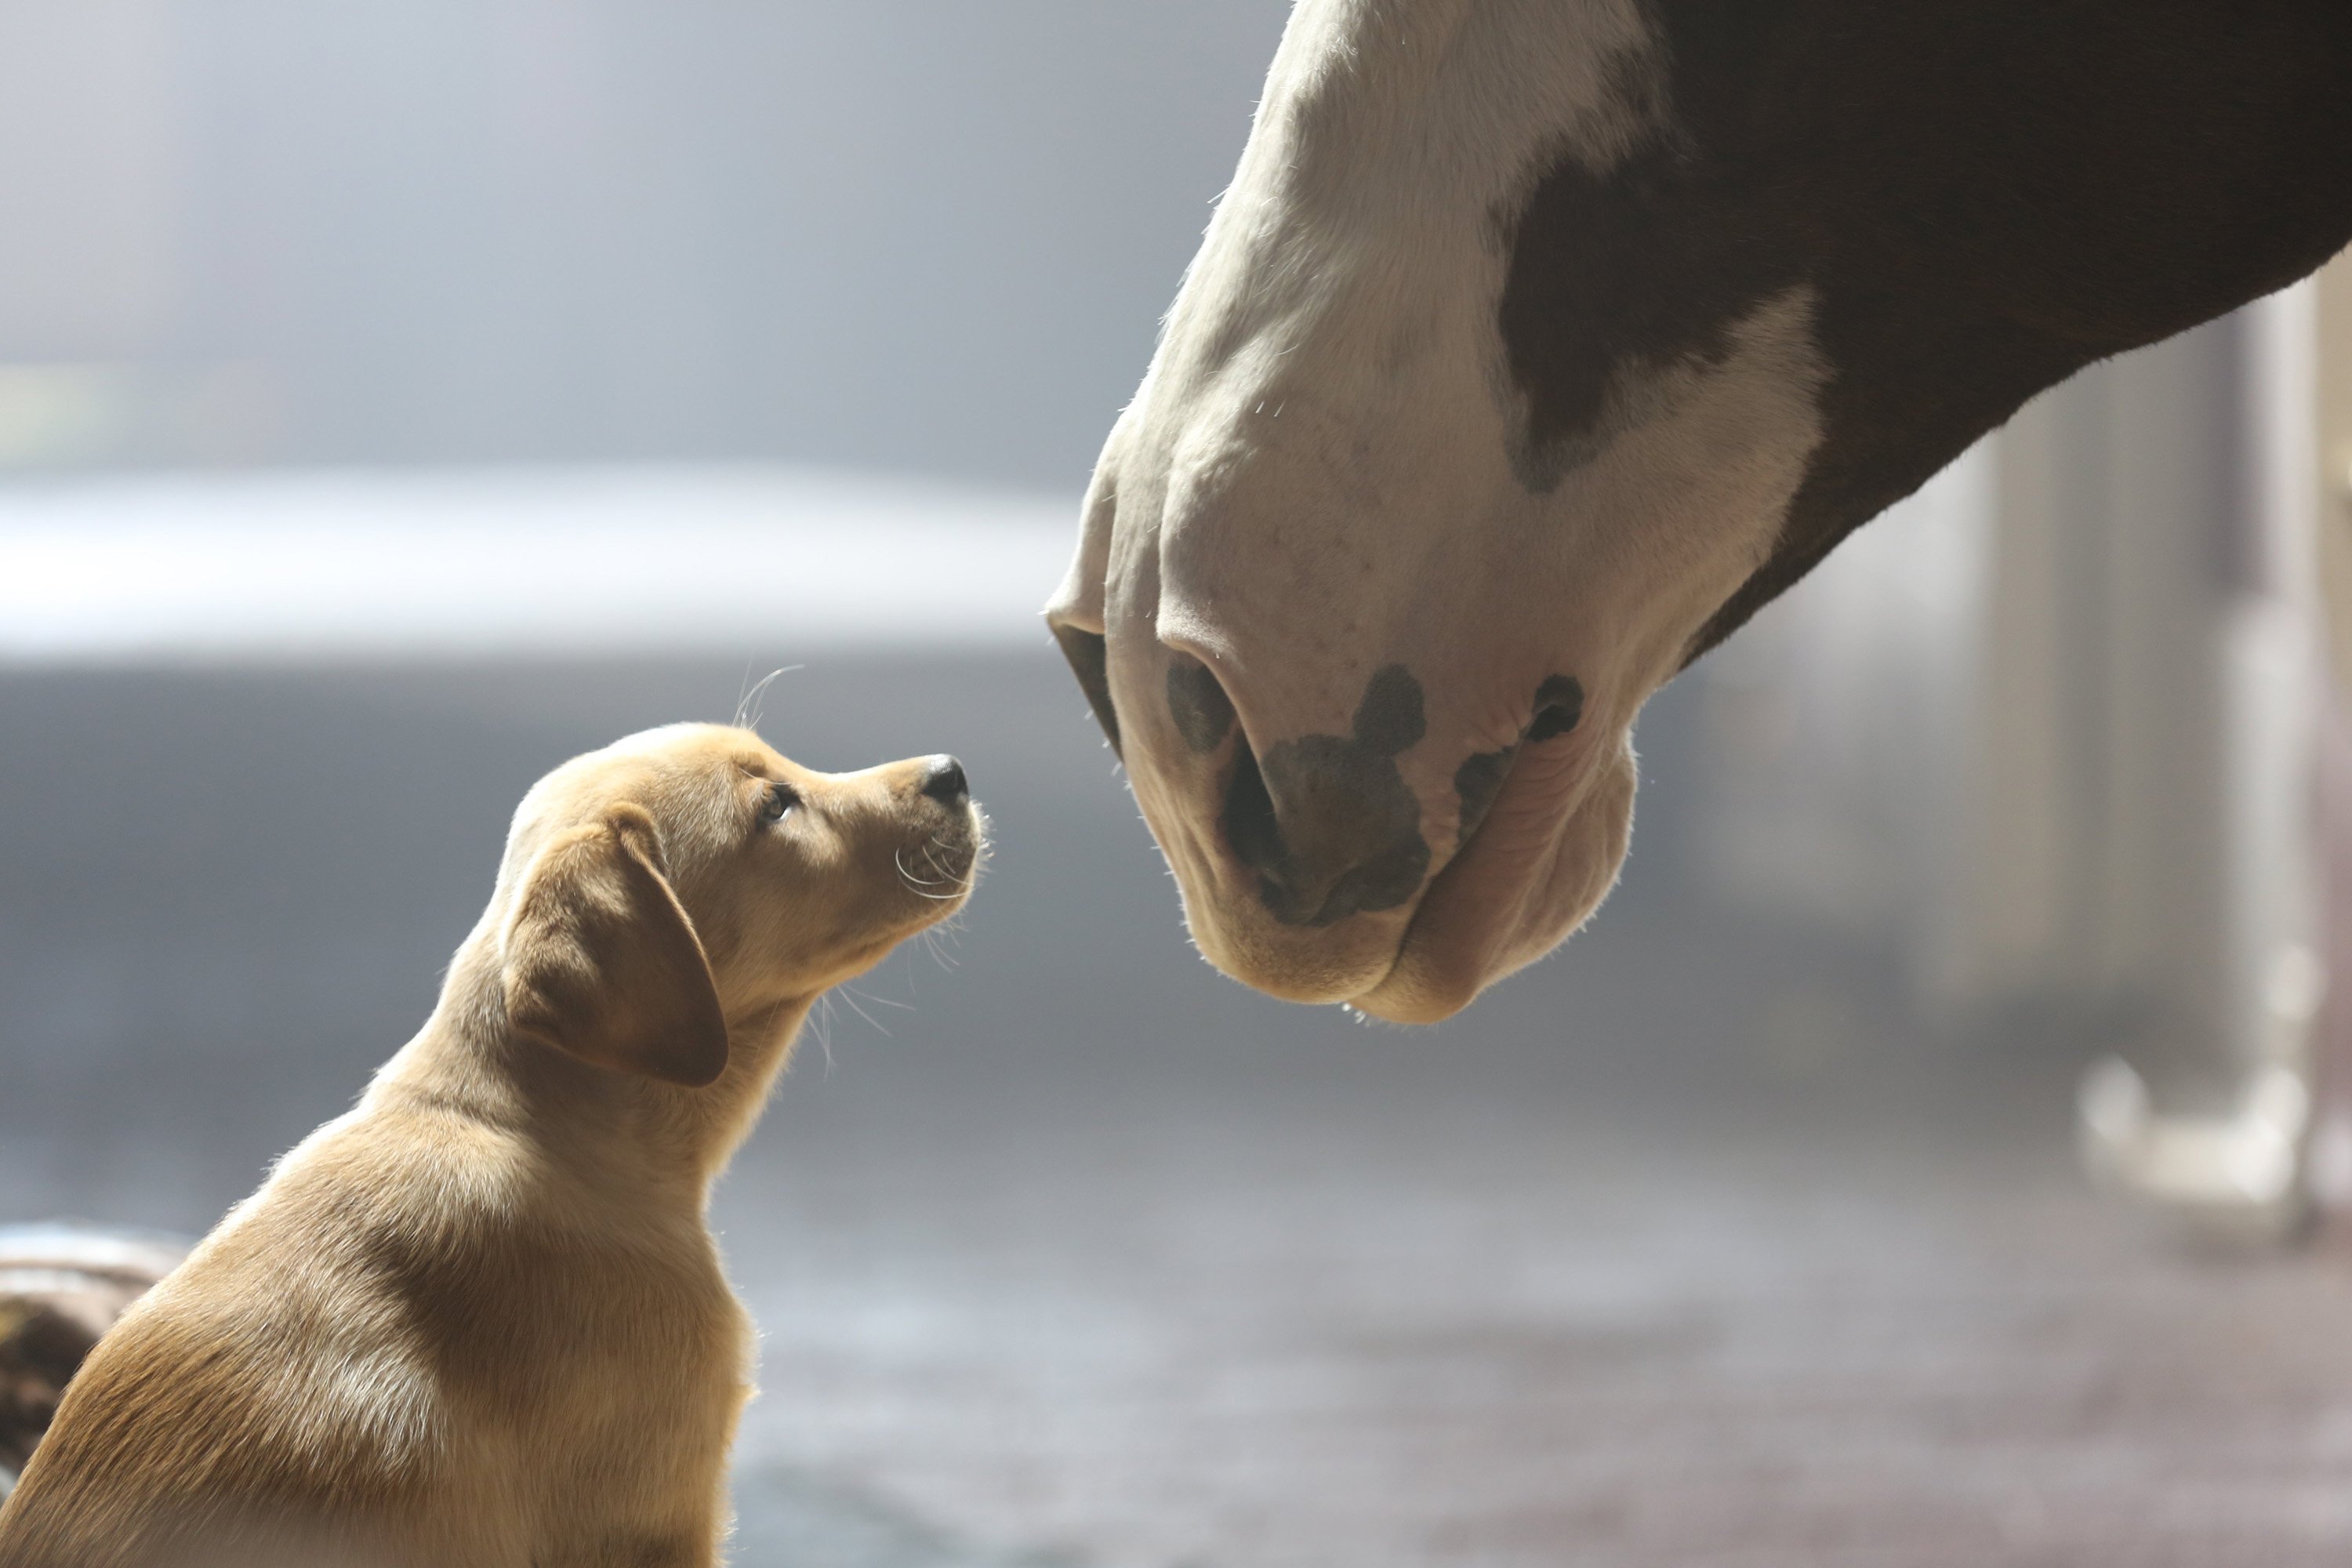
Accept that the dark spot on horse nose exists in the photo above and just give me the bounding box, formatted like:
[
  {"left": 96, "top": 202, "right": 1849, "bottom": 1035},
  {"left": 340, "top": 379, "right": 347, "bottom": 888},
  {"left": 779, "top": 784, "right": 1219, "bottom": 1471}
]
[
  {"left": 1221, "top": 736, "right": 1283, "bottom": 870},
  {"left": 920, "top": 755, "right": 968, "bottom": 804},
  {"left": 1051, "top": 623, "right": 1120, "bottom": 757},
  {"left": 1528, "top": 674, "right": 1584, "bottom": 741},
  {"left": 1166, "top": 657, "right": 1236, "bottom": 753},
  {"left": 1451, "top": 674, "right": 1583, "bottom": 848},
  {"left": 1352, "top": 664, "right": 1427, "bottom": 754},
  {"left": 1454, "top": 744, "right": 1516, "bottom": 844},
  {"left": 1219, "top": 663, "right": 1432, "bottom": 927}
]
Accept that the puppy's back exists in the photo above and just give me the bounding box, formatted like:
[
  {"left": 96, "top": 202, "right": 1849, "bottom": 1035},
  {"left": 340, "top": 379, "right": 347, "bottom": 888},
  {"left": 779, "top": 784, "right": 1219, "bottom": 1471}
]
[
  {"left": 0, "top": 1091, "right": 741, "bottom": 1567},
  {"left": 0, "top": 1123, "right": 483, "bottom": 1566}
]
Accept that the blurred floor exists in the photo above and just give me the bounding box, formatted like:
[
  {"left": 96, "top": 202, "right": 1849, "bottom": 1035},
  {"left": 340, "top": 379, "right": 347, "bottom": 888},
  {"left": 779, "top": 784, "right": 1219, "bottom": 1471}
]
[{"left": 4, "top": 652, "right": 2352, "bottom": 1566}]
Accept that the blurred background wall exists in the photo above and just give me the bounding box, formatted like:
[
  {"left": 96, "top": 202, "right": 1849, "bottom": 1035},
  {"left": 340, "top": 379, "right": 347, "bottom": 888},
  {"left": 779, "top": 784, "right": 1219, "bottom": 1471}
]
[{"left": 0, "top": 0, "right": 1287, "bottom": 485}]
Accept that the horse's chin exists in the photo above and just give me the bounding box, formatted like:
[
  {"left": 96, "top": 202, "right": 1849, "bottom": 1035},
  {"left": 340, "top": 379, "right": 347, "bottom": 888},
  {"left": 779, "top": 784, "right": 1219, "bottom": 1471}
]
[
  {"left": 1181, "top": 889, "right": 1412, "bottom": 1008},
  {"left": 1350, "top": 742, "right": 1637, "bottom": 1024}
]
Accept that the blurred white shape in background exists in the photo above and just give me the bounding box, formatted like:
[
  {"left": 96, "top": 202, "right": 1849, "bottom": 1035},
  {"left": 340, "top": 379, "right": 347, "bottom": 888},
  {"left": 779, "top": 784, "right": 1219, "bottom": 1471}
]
[
  {"left": 1694, "top": 444, "right": 1992, "bottom": 996},
  {"left": 1696, "top": 274, "right": 2352, "bottom": 1233},
  {"left": 0, "top": 465, "right": 1075, "bottom": 662}
]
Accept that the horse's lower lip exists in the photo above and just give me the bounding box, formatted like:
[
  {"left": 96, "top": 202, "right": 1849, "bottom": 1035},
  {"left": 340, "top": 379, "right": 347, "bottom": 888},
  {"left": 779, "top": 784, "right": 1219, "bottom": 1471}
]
[
  {"left": 1348, "top": 852, "right": 1486, "bottom": 1023},
  {"left": 1346, "top": 738, "right": 1605, "bottom": 1023},
  {"left": 1345, "top": 787, "right": 1519, "bottom": 1023},
  {"left": 1173, "top": 845, "right": 1410, "bottom": 1004}
]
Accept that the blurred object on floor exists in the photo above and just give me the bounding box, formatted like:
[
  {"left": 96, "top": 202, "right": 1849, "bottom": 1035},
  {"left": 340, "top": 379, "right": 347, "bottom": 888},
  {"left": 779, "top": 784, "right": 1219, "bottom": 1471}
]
[{"left": 0, "top": 1225, "right": 185, "bottom": 1499}]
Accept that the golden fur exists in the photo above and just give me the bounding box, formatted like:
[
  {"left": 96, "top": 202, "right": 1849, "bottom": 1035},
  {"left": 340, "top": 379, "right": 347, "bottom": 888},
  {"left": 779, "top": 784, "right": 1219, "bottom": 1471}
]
[{"left": 0, "top": 724, "right": 981, "bottom": 1567}]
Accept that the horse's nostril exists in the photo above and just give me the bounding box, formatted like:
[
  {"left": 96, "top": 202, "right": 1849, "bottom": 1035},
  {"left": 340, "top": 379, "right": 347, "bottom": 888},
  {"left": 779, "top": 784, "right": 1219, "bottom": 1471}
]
[
  {"left": 1220, "top": 735, "right": 1283, "bottom": 873},
  {"left": 1051, "top": 624, "right": 1120, "bottom": 757},
  {"left": 1166, "top": 657, "right": 1238, "bottom": 754},
  {"left": 1209, "top": 664, "right": 1438, "bottom": 927},
  {"left": 920, "top": 755, "right": 968, "bottom": 804},
  {"left": 1527, "top": 675, "right": 1584, "bottom": 741},
  {"left": 1218, "top": 725, "right": 1431, "bottom": 928}
]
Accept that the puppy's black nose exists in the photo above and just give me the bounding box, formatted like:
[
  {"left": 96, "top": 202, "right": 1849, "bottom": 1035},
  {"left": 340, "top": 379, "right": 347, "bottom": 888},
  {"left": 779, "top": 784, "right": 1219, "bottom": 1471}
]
[{"left": 920, "top": 754, "right": 968, "bottom": 804}]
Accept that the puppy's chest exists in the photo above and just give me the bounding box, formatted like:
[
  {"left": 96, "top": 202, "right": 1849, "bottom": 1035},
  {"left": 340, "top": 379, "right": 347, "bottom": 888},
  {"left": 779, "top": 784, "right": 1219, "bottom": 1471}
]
[
  {"left": 448, "top": 1276, "right": 750, "bottom": 1557},
  {"left": 440, "top": 1232, "right": 753, "bottom": 1457}
]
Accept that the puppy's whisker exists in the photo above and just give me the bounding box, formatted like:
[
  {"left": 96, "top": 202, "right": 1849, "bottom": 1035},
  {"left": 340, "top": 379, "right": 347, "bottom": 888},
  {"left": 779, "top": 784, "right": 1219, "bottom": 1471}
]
[
  {"left": 892, "top": 847, "right": 950, "bottom": 886},
  {"left": 731, "top": 665, "right": 803, "bottom": 731},
  {"left": 809, "top": 993, "right": 837, "bottom": 1069},
  {"left": 894, "top": 846, "right": 970, "bottom": 901},
  {"left": 835, "top": 987, "right": 892, "bottom": 1037},
  {"left": 924, "top": 830, "right": 989, "bottom": 891}
]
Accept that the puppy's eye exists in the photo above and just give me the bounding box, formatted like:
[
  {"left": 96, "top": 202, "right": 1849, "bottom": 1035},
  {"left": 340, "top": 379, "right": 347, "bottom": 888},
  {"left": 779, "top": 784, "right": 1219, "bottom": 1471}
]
[{"left": 758, "top": 782, "right": 797, "bottom": 823}]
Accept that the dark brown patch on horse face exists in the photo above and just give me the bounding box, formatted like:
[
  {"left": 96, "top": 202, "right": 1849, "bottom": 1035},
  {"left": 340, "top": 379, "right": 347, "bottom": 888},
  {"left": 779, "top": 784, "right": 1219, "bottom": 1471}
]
[
  {"left": 1166, "top": 658, "right": 1237, "bottom": 755},
  {"left": 1222, "top": 664, "right": 1432, "bottom": 927},
  {"left": 1496, "top": 1, "right": 2352, "bottom": 664},
  {"left": 1052, "top": 624, "right": 1120, "bottom": 757},
  {"left": 1350, "top": 665, "right": 1428, "bottom": 756},
  {"left": 1497, "top": 98, "right": 1795, "bottom": 494}
]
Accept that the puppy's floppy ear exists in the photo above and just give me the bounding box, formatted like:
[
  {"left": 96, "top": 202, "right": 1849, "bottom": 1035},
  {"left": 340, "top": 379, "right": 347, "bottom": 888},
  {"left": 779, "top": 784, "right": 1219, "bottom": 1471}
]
[{"left": 501, "top": 803, "right": 729, "bottom": 1087}]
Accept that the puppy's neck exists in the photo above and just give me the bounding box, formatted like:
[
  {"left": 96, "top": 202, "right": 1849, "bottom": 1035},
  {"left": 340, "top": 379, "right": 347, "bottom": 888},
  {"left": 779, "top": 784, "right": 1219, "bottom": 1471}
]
[{"left": 372, "top": 935, "right": 813, "bottom": 1210}]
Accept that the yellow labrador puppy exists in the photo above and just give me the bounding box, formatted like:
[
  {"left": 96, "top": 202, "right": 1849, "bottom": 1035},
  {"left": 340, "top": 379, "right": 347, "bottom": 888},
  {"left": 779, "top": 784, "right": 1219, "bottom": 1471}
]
[{"left": 0, "top": 724, "right": 982, "bottom": 1567}]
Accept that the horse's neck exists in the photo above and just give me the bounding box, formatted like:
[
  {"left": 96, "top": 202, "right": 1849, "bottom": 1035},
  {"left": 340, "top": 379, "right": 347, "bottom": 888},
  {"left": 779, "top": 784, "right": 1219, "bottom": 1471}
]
[{"left": 1623, "top": 0, "right": 2352, "bottom": 655}]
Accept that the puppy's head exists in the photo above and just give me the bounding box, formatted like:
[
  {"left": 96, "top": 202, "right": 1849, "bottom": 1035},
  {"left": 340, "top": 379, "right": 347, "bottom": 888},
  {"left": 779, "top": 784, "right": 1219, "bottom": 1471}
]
[{"left": 493, "top": 724, "right": 982, "bottom": 1087}]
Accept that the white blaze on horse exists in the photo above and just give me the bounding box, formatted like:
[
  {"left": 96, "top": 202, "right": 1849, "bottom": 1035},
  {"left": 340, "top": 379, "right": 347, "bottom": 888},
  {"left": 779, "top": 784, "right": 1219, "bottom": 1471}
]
[{"left": 1045, "top": 0, "right": 2352, "bottom": 1022}]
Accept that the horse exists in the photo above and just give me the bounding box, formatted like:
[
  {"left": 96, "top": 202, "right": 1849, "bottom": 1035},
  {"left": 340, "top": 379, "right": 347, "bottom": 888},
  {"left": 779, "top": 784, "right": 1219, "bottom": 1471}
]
[{"left": 1044, "top": 0, "right": 2352, "bottom": 1023}]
